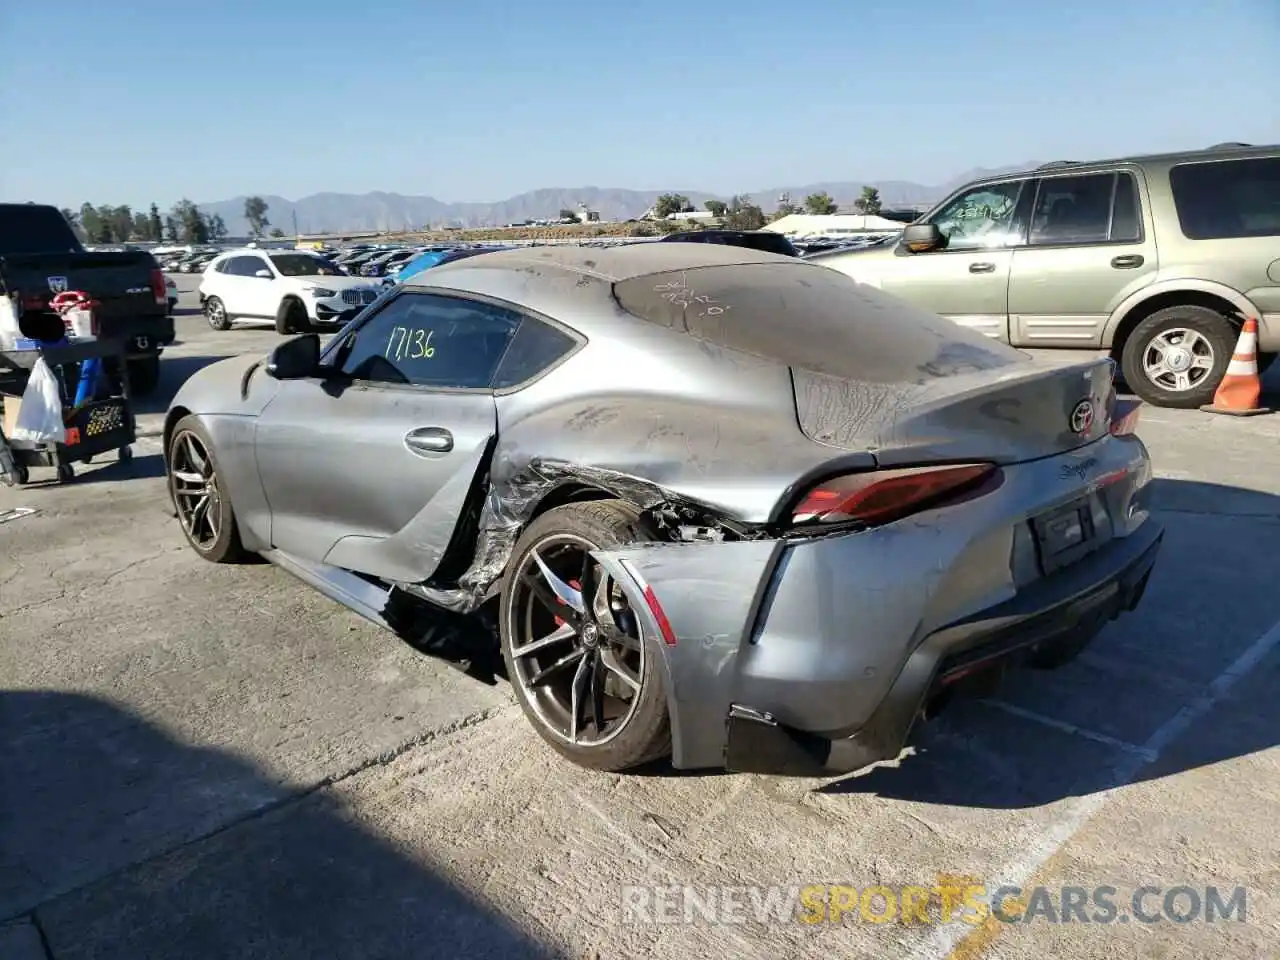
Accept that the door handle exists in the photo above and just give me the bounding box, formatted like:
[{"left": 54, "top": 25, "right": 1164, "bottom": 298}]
[
  {"left": 1111, "top": 254, "right": 1144, "bottom": 269},
  {"left": 404, "top": 427, "right": 453, "bottom": 455},
  {"left": 969, "top": 262, "right": 996, "bottom": 274}
]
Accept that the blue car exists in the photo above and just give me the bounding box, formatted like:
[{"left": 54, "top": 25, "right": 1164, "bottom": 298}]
[{"left": 388, "top": 246, "right": 507, "bottom": 286}]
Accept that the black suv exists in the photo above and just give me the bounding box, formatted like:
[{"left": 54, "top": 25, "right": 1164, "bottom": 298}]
[{"left": 658, "top": 229, "right": 799, "bottom": 257}]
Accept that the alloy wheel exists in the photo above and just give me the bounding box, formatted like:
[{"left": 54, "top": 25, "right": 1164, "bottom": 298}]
[
  {"left": 1142, "top": 327, "right": 1216, "bottom": 393},
  {"left": 206, "top": 299, "right": 226, "bottom": 329},
  {"left": 507, "top": 535, "right": 645, "bottom": 746},
  {"left": 170, "top": 431, "right": 222, "bottom": 550}
]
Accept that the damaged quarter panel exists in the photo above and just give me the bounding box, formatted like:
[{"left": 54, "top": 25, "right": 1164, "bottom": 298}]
[{"left": 594, "top": 432, "right": 1153, "bottom": 769}]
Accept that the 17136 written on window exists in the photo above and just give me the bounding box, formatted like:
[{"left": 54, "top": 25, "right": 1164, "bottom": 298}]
[{"left": 340, "top": 292, "right": 521, "bottom": 388}]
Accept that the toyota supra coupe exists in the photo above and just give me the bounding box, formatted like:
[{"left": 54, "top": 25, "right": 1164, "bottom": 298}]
[{"left": 164, "top": 244, "right": 1162, "bottom": 775}]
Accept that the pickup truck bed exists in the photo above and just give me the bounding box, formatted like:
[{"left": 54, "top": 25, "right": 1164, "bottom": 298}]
[{"left": 0, "top": 204, "right": 174, "bottom": 395}]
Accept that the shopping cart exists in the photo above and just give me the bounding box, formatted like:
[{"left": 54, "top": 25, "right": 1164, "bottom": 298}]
[{"left": 0, "top": 290, "right": 136, "bottom": 485}]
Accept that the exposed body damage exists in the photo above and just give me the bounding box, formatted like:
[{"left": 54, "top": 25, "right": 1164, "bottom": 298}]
[
  {"left": 165, "top": 243, "right": 1163, "bottom": 774},
  {"left": 392, "top": 456, "right": 764, "bottom": 615}
]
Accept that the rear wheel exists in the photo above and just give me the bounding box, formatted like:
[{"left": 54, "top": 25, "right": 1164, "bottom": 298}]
[
  {"left": 1120, "top": 305, "right": 1237, "bottom": 408},
  {"left": 275, "top": 298, "right": 311, "bottom": 335},
  {"left": 205, "top": 296, "right": 231, "bottom": 331},
  {"left": 167, "top": 415, "right": 246, "bottom": 563},
  {"left": 500, "top": 500, "right": 671, "bottom": 771}
]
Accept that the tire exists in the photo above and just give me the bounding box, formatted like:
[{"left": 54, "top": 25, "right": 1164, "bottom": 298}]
[
  {"left": 1120, "top": 305, "right": 1238, "bottom": 409},
  {"left": 275, "top": 298, "right": 311, "bottom": 335},
  {"left": 126, "top": 355, "right": 161, "bottom": 397},
  {"left": 1258, "top": 352, "right": 1276, "bottom": 375},
  {"left": 56, "top": 463, "right": 75, "bottom": 483},
  {"left": 166, "top": 414, "right": 247, "bottom": 563},
  {"left": 204, "top": 296, "right": 231, "bottom": 331},
  {"left": 500, "top": 499, "right": 672, "bottom": 771}
]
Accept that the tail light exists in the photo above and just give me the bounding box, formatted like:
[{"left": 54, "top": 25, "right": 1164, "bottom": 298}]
[
  {"left": 1109, "top": 398, "right": 1142, "bottom": 437},
  {"left": 789, "top": 463, "right": 998, "bottom": 527},
  {"left": 150, "top": 268, "right": 167, "bottom": 305}
]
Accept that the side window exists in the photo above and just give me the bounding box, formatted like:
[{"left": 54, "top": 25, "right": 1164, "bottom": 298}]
[
  {"left": 1169, "top": 157, "right": 1280, "bottom": 240},
  {"left": 339, "top": 291, "right": 520, "bottom": 388},
  {"left": 492, "top": 317, "right": 578, "bottom": 388},
  {"left": 1028, "top": 173, "right": 1115, "bottom": 245},
  {"left": 1110, "top": 173, "right": 1142, "bottom": 243},
  {"left": 929, "top": 180, "right": 1026, "bottom": 251},
  {"left": 224, "top": 256, "right": 258, "bottom": 277}
]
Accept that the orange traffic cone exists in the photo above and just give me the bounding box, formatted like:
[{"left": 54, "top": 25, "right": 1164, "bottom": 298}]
[{"left": 1201, "top": 318, "right": 1270, "bottom": 416}]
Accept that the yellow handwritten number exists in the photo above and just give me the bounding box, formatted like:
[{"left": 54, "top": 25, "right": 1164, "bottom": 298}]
[{"left": 386, "top": 326, "right": 435, "bottom": 361}]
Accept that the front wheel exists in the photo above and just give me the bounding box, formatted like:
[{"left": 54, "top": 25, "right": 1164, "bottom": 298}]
[
  {"left": 1120, "top": 306, "right": 1237, "bottom": 408},
  {"left": 275, "top": 298, "right": 311, "bottom": 335},
  {"left": 166, "top": 415, "right": 246, "bottom": 563},
  {"left": 500, "top": 500, "right": 671, "bottom": 771}
]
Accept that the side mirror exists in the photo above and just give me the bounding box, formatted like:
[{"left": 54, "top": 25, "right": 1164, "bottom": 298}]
[
  {"left": 265, "top": 333, "right": 321, "bottom": 380},
  {"left": 902, "top": 223, "right": 944, "bottom": 253},
  {"left": 254, "top": 269, "right": 273, "bottom": 279}
]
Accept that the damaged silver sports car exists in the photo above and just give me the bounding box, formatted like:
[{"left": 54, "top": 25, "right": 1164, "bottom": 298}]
[{"left": 164, "top": 243, "right": 1162, "bottom": 775}]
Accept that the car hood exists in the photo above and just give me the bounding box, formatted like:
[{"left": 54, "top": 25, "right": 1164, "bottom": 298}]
[{"left": 169, "top": 354, "right": 280, "bottom": 420}]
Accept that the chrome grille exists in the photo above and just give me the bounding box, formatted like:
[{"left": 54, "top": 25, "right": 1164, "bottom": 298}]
[
  {"left": 361, "top": 288, "right": 379, "bottom": 304},
  {"left": 341, "top": 289, "right": 363, "bottom": 306}
]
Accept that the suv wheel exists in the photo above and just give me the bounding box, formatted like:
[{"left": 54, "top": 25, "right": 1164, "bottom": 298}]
[
  {"left": 1120, "top": 305, "right": 1238, "bottom": 409},
  {"left": 275, "top": 298, "right": 311, "bottom": 335}
]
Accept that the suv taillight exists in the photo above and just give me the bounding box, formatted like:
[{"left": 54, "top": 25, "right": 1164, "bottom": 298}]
[
  {"left": 150, "top": 268, "right": 166, "bottom": 305},
  {"left": 789, "top": 463, "right": 998, "bottom": 527}
]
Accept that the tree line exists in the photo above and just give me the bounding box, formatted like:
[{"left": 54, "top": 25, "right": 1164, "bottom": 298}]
[
  {"left": 651, "top": 186, "right": 883, "bottom": 228},
  {"left": 60, "top": 196, "right": 282, "bottom": 245}
]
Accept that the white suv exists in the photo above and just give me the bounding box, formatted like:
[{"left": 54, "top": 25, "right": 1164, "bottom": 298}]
[{"left": 198, "top": 250, "right": 383, "bottom": 334}]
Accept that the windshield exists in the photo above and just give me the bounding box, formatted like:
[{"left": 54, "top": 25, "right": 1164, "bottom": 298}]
[{"left": 270, "top": 254, "right": 343, "bottom": 277}]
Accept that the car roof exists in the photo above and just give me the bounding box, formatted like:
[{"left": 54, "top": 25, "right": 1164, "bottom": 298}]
[
  {"left": 412, "top": 241, "right": 792, "bottom": 286},
  {"left": 966, "top": 142, "right": 1280, "bottom": 186}
]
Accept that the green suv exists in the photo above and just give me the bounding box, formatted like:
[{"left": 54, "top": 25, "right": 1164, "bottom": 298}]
[{"left": 813, "top": 144, "right": 1280, "bottom": 407}]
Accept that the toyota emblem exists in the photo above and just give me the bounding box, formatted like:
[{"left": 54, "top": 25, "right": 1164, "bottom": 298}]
[{"left": 1070, "top": 399, "right": 1095, "bottom": 435}]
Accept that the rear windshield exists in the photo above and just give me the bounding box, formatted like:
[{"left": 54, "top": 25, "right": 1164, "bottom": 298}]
[
  {"left": 613, "top": 262, "right": 1022, "bottom": 383},
  {"left": 666, "top": 232, "right": 798, "bottom": 256},
  {"left": 0, "top": 205, "right": 84, "bottom": 256}
]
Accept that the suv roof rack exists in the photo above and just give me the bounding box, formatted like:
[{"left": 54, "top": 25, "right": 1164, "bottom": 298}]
[
  {"left": 1036, "top": 160, "right": 1079, "bottom": 170},
  {"left": 1206, "top": 142, "right": 1251, "bottom": 150}
]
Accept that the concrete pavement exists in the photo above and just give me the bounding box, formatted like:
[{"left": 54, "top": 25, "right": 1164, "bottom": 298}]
[{"left": 2, "top": 275, "right": 1278, "bottom": 958}]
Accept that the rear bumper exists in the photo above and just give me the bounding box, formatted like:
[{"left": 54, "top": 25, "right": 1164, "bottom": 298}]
[
  {"left": 591, "top": 433, "right": 1161, "bottom": 775},
  {"left": 723, "top": 520, "right": 1162, "bottom": 776}
]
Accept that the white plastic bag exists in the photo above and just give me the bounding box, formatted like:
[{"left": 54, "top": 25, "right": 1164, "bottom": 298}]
[
  {"left": 11, "top": 358, "right": 67, "bottom": 445},
  {"left": 0, "top": 295, "right": 21, "bottom": 351}
]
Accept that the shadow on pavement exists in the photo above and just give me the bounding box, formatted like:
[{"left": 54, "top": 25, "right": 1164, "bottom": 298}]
[
  {"left": 132, "top": 355, "right": 235, "bottom": 416},
  {"left": 819, "top": 478, "right": 1280, "bottom": 808},
  {"left": 0, "top": 691, "right": 560, "bottom": 959}
]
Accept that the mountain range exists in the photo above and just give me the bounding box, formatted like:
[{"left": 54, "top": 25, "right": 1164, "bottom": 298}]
[{"left": 196, "top": 164, "right": 1037, "bottom": 235}]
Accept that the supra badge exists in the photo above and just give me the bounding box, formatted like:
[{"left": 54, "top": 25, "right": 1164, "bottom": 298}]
[{"left": 1070, "top": 399, "right": 1095, "bottom": 435}]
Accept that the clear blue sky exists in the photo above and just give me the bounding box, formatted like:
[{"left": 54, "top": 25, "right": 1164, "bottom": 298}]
[{"left": 2, "top": 0, "right": 1276, "bottom": 209}]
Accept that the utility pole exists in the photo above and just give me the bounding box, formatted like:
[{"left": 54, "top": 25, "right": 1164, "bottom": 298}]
[{"left": 291, "top": 208, "right": 299, "bottom": 238}]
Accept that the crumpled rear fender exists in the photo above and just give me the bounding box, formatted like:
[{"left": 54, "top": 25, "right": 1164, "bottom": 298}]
[{"left": 590, "top": 539, "right": 783, "bottom": 770}]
